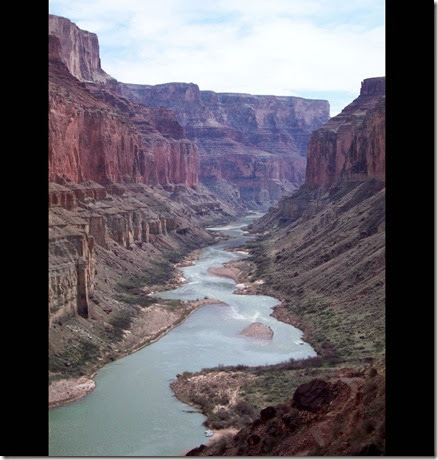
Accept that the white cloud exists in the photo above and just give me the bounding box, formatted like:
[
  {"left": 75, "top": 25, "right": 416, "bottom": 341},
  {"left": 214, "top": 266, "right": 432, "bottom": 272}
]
[{"left": 49, "top": 0, "right": 385, "bottom": 115}]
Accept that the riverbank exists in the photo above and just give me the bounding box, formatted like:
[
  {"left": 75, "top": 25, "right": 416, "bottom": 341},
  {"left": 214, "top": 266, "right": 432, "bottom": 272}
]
[
  {"left": 49, "top": 248, "right": 226, "bottom": 408},
  {"left": 209, "top": 257, "right": 326, "bottom": 359},
  {"left": 169, "top": 254, "right": 343, "bottom": 434}
]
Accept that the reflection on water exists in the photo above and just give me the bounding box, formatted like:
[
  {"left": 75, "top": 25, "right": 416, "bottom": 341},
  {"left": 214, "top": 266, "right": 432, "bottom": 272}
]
[{"left": 49, "top": 214, "right": 316, "bottom": 456}]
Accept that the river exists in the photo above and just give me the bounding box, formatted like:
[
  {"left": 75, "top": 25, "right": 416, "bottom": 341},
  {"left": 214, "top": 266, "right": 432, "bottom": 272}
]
[{"left": 49, "top": 214, "right": 316, "bottom": 456}]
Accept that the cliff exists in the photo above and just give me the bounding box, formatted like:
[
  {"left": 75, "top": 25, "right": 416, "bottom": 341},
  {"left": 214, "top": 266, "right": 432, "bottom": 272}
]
[
  {"left": 49, "top": 15, "right": 113, "bottom": 83},
  {"left": 118, "top": 82, "right": 329, "bottom": 208},
  {"left": 49, "top": 34, "right": 199, "bottom": 188},
  {"left": 48, "top": 16, "right": 237, "bottom": 387},
  {"left": 305, "top": 77, "right": 385, "bottom": 190},
  {"left": 49, "top": 15, "right": 330, "bottom": 209}
]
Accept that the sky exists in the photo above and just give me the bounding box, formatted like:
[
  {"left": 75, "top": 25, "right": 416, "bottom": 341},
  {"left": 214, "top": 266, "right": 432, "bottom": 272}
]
[{"left": 49, "top": 0, "right": 385, "bottom": 116}]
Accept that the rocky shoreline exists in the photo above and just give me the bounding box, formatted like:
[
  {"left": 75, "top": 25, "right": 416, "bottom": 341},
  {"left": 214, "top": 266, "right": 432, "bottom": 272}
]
[
  {"left": 209, "top": 257, "right": 322, "bottom": 357},
  {"left": 49, "top": 249, "right": 226, "bottom": 408}
]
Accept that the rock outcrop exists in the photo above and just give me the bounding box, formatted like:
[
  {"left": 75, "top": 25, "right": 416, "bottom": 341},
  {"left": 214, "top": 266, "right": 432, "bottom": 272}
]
[
  {"left": 191, "top": 364, "right": 385, "bottom": 456},
  {"left": 49, "top": 14, "right": 113, "bottom": 83},
  {"left": 49, "top": 35, "right": 199, "bottom": 188},
  {"left": 118, "top": 82, "right": 329, "bottom": 208},
  {"left": 240, "top": 322, "right": 273, "bottom": 340},
  {"left": 48, "top": 15, "right": 237, "bottom": 385},
  {"left": 305, "top": 77, "right": 385, "bottom": 190}
]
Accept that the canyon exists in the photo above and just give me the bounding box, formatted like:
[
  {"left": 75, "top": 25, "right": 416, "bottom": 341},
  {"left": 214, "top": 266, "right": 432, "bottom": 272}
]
[
  {"left": 119, "top": 82, "right": 329, "bottom": 208},
  {"left": 48, "top": 12, "right": 385, "bottom": 457},
  {"left": 49, "top": 15, "right": 237, "bottom": 395},
  {"left": 48, "top": 14, "right": 329, "bottom": 393},
  {"left": 181, "top": 76, "right": 386, "bottom": 456}
]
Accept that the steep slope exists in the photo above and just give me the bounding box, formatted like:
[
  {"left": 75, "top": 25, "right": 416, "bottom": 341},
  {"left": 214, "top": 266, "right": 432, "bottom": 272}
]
[
  {"left": 249, "top": 76, "right": 385, "bottom": 363},
  {"left": 49, "top": 14, "right": 113, "bottom": 83},
  {"left": 184, "top": 77, "right": 385, "bottom": 456},
  {"left": 48, "top": 17, "right": 236, "bottom": 402},
  {"left": 49, "top": 32, "right": 199, "bottom": 188},
  {"left": 119, "top": 82, "right": 329, "bottom": 208}
]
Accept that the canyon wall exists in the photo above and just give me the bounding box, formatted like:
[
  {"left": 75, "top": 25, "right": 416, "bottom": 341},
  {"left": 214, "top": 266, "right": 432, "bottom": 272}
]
[
  {"left": 119, "top": 82, "right": 329, "bottom": 207},
  {"left": 275, "top": 77, "right": 385, "bottom": 220},
  {"left": 49, "top": 15, "right": 330, "bottom": 209},
  {"left": 49, "top": 14, "right": 113, "bottom": 83},
  {"left": 248, "top": 76, "right": 385, "bottom": 366},
  {"left": 49, "top": 16, "right": 237, "bottom": 381},
  {"left": 305, "top": 77, "right": 385, "bottom": 190},
  {"left": 49, "top": 33, "right": 199, "bottom": 188}
]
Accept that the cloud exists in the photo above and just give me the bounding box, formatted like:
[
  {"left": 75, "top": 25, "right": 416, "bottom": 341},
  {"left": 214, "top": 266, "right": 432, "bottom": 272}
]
[{"left": 49, "top": 0, "right": 385, "bottom": 116}]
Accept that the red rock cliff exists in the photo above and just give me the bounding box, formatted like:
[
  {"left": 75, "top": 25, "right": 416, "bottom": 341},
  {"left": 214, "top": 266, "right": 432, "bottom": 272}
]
[
  {"left": 49, "top": 14, "right": 113, "bottom": 83},
  {"left": 118, "top": 82, "right": 329, "bottom": 207},
  {"left": 49, "top": 18, "right": 199, "bottom": 188},
  {"left": 305, "top": 77, "right": 385, "bottom": 190}
]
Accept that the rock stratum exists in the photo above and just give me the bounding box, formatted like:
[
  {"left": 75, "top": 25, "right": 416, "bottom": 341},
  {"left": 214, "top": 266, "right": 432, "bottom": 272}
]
[
  {"left": 118, "top": 82, "right": 329, "bottom": 208},
  {"left": 49, "top": 16, "right": 237, "bottom": 391},
  {"left": 49, "top": 14, "right": 113, "bottom": 84},
  {"left": 186, "top": 77, "right": 386, "bottom": 456},
  {"left": 249, "top": 76, "right": 385, "bottom": 364},
  {"left": 49, "top": 30, "right": 199, "bottom": 188},
  {"left": 305, "top": 77, "right": 385, "bottom": 190}
]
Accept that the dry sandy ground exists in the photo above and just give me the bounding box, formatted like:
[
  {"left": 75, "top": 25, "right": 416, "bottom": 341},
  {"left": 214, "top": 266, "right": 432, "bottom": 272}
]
[
  {"left": 207, "top": 265, "right": 241, "bottom": 282},
  {"left": 179, "top": 428, "right": 239, "bottom": 456},
  {"left": 49, "top": 376, "right": 96, "bottom": 408}
]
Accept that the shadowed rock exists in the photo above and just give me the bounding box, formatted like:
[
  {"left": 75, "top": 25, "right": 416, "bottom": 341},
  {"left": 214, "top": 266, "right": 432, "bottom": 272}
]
[{"left": 292, "top": 379, "right": 332, "bottom": 412}]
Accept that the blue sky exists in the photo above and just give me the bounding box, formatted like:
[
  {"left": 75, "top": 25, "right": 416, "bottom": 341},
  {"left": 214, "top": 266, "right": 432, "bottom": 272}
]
[{"left": 49, "top": 0, "right": 385, "bottom": 116}]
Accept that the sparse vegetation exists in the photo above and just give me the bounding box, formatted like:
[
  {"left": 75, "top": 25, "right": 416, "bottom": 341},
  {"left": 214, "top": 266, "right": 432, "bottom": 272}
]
[
  {"left": 171, "top": 357, "right": 339, "bottom": 430},
  {"left": 49, "top": 336, "right": 101, "bottom": 377}
]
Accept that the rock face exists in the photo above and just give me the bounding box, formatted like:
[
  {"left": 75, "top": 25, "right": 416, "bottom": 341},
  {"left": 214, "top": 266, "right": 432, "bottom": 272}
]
[
  {"left": 237, "top": 80, "right": 386, "bottom": 456},
  {"left": 118, "top": 82, "right": 329, "bottom": 208},
  {"left": 292, "top": 379, "right": 332, "bottom": 412},
  {"left": 48, "top": 181, "right": 231, "bottom": 324},
  {"left": 49, "top": 16, "right": 330, "bottom": 209},
  {"left": 48, "top": 15, "right": 237, "bottom": 382},
  {"left": 305, "top": 77, "right": 385, "bottom": 191},
  {"left": 49, "top": 33, "right": 199, "bottom": 188},
  {"left": 240, "top": 322, "right": 273, "bottom": 340},
  {"left": 49, "top": 15, "right": 113, "bottom": 83},
  {"left": 248, "top": 78, "right": 385, "bottom": 364}
]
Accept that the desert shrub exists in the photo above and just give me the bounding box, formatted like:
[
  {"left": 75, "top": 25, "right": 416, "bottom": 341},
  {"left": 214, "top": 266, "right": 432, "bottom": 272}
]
[
  {"left": 49, "top": 336, "right": 100, "bottom": 377},
  {"left": 234, "top": 400, "right": 254, "bottom": 416}
]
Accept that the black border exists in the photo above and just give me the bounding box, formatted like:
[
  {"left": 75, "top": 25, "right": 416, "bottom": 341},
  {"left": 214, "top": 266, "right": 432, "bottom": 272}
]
[
  {"left": 4, "top": 0, "right": 436, "bottom": 456},
  {"left": 384, "top": 1, "right": 435, "bottom": 456},
  {"left": 4, "top": 4, "right": 50, "bottom": 456}
]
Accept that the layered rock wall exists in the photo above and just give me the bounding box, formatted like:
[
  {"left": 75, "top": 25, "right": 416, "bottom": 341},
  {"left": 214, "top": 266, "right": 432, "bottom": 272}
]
[
  {"left": 49, "top": 216, "right": 95, "bottom": 323},
  {"left": 49, "top": 14, "right": 112, "bottom": 83},
  {"left": 49, "top": 52, "right": 200, "bottom": 187},
  {"left": 119, "top": 82, "right": 329, "bottom": 207},
  {"left": 305, "top": 78, "right": 385, "bottom": 191},
  {"left": 273, "top": 77, "right": 385, "bottom": 220}
]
